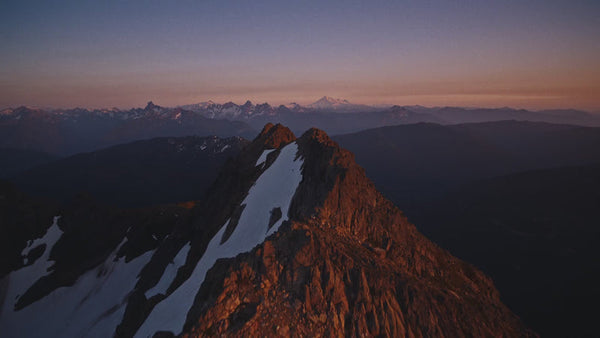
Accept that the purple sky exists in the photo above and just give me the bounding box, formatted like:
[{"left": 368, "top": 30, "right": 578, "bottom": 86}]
[{"left": 1, "top": 0, "right": 599, "bottom": 110}]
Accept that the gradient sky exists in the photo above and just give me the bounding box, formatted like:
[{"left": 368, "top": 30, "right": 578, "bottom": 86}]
[{"left": 1, "top": 0, "right": 599, "bottom": 110}]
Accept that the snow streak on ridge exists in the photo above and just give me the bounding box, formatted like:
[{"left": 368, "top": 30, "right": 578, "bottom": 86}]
[
  {"left": 145, "top": 242, "right": 192, "bottom": 298},
  {"left": 255, "top": 148, "right": 276, "bottom": 166},
  {"left": 135, "top": 141, "right": 304, "bottom": 337}
]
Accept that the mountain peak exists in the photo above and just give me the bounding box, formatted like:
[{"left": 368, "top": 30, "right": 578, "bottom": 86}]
[
  {"left": 144, "top": 101, "right": 160, "bottom": 111},
  {"left": 306, "top": 96, "right": 378, "bottom": 113},
  {"left": 181, "top": 124, "right": 531, "bottom": 336},
  {"left": 299, "top": 127, "right": 337, "bottom": 147},
  {"left": 255, "top": 123, "right": 296, "bottom": 148},
  {"left": 311, "top": 96, "right": 350, "bottom": 106}
]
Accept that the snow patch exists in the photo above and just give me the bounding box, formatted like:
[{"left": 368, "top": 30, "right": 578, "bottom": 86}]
[
  {"left": 0, "top": 230, "right": 153, "bottom": 338},
  {"left": 255, "top": 148, "right": 276, "bottom": 166},
  {"left": 144, "top": 243, "right": 191, "bottom": 298},
  {"left": 12, "top": 216, "right": 63, "bottom": 301},
  {"left": 135, "top": 141, "right": 303, "bottom": 337}
]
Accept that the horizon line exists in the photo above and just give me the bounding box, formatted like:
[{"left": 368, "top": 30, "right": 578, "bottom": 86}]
[{"left": 2, "top": 98, "right": 599, "bottom": 114}]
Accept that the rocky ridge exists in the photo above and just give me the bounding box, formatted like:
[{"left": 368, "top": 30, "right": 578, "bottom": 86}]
[
  {"left": 0, "top": 124, "right": 534, "bottom": 337},
  {"left": 174, "top": 124, "right": 534, "bottom": 337}
]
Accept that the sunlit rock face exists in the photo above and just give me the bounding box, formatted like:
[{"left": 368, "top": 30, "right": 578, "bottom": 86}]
[{"left": 0, "top": 124, "right": 534, "bottom": 337}]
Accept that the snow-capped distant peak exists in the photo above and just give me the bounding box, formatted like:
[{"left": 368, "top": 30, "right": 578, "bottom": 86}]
[
  {"left": 308, "top": 96, "right": 352, "bottom": 108},
  {"left": 194, "top": 100, "right": 216, "bottom": 108},
  {"left": 305, "top": 96, "right": 379, "bottom": 112}
]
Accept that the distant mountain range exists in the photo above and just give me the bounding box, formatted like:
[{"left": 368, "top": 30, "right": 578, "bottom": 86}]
[
  {"left": 2, "top": 97, "right": 599, "bottom": 156},
  {"left": 0, "top": 102, "right": 255, "bottom": 156},
  {"left": 179, "top": 96, "right": 600, "bottom": 130},
  {"left": 177, "top": 96, "right": 381, "bottom": 117}
]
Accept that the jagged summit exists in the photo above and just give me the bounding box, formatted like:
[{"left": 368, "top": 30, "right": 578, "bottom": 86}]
[
  {"left": 0, "top": 124, "right": 534, "bottom": 337},
  {"left": 177, "top": 124, "right": 532, "bottom": 336},
  {"left": 141, "top": 124, "right": 531, "bottom": 336},
  {"left": 314, "top": 96, "right": 350, "bottom": 104},
  {"left": 254, "top": 123, "right": 296, "bottom": 148},
  {"left": 300, "top": 127, "right": 338, "bottom": 146},
  {"left": 144, "top": 101, "right": 159, "bottom": 110}
]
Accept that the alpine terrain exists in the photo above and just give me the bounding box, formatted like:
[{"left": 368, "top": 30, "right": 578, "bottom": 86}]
[{"left": 0, "top": 124, "right": 533, "bottom": 337}]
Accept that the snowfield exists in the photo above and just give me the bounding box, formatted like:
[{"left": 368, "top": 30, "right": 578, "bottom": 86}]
[{"left": 0, "top": 217, "right": 154, "bottom": 338}]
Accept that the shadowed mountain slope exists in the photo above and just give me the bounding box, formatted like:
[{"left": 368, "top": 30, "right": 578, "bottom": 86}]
[
  {"left": 333, "top": 121, "right": 600, "bottom": 212},
  {"left": 10, "top": 136, "right": 249, "bottom": 207},
  {"left": 409, "top": 163, "right": 600, "bottom": 337}
]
